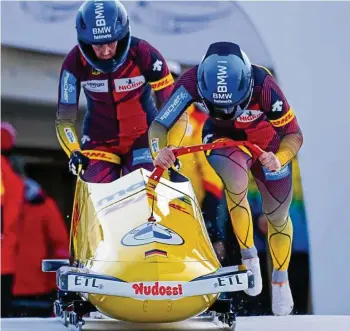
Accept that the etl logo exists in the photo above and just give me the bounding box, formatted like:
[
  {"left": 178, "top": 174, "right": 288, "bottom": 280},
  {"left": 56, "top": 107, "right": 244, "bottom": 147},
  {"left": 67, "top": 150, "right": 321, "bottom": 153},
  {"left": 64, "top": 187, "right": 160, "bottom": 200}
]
[
  {"left": 74, "top": 275, "right": 103, "bottom": 289},
  {"left": 215, "top": 275, "right": 243, "bottom": 287}
]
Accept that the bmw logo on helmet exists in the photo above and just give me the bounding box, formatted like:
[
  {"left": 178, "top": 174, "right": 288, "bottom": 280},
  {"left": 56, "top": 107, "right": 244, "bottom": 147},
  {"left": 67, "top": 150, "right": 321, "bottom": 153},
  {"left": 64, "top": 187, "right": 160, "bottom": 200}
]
[
  {"left": 75, "top": 0, "right": 131, "bottom": 73},
  {"left": 197, "top": 42, "right": 253, "bottom": 120}
]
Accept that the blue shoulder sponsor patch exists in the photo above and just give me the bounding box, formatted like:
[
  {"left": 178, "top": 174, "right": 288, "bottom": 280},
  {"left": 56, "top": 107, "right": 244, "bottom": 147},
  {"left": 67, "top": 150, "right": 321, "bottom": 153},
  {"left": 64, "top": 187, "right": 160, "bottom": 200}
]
[
  {"left": 60, "top": 70, "right": 77, "bottom": 104},
  {"left": 132, "top": 148, "right": 153, "bottom": 166},
  {"left": 155, "top": 85, "right": 192, "bottom": 128},
  {"left": 263, "top": 163, "right": 291, "bottom": 181}
]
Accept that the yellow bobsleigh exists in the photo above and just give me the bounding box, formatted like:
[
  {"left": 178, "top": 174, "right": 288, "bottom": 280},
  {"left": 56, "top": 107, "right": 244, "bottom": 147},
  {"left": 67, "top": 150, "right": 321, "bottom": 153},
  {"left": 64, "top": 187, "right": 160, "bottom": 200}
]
[{"left": 42, "top": 141, "right": 262, "bottom": 331}]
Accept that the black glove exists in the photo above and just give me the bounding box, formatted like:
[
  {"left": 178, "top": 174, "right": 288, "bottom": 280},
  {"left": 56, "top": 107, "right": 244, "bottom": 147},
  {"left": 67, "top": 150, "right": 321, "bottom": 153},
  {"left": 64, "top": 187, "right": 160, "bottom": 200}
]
[{"left": 69, "top": 151, "right": 89, "bottom": 175}]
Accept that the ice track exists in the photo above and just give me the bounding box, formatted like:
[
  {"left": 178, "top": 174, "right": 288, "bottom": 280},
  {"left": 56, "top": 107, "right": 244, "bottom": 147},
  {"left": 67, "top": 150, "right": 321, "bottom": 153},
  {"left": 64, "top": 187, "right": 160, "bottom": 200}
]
[{"left": 2, "top": 315, "right": 350, "bottom": 331}]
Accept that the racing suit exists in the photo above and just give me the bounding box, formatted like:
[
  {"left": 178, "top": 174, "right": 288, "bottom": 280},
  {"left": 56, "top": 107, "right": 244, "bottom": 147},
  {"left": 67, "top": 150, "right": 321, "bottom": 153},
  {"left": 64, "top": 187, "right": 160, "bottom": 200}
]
[
  {"left": 56, "top": 37, "right": 174, "bottom": 182},
  {"left": 169, "top": 103, "right": 227, "bottom": 259},
  {"left": 149, "top": 65, "right": 303, "bottom": 279}
]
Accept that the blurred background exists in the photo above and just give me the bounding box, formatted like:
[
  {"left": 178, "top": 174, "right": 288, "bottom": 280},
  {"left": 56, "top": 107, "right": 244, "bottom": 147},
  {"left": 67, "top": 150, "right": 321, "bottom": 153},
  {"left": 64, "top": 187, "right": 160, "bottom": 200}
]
[{"left": 1, "top": 0, "right": 349, "bottom": 318}]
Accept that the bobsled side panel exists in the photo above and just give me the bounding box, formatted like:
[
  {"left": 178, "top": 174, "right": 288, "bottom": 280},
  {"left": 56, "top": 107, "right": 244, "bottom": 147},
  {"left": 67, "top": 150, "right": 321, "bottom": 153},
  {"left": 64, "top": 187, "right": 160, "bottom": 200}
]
[
  {"left": 71, "top": 170, "right": 148, "bottom": 261},
  {"left": 71, "top": 178, "right": 102, "bottom": 260},
  {"left": 88, "top": 293, "right": 218, "bottom": 323}
]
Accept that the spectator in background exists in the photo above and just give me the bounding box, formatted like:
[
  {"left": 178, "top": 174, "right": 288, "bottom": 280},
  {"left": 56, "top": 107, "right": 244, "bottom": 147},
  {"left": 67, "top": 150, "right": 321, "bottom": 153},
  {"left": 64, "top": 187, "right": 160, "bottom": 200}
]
[
  {"left": 12, "top": 177, "right": 69, "bottom": 317},
  {"left": 1, "top": 121, "right": 70, "bottom": 317},
  {"left": 1, "top": 122, "right": 25, "bottom": 317}
]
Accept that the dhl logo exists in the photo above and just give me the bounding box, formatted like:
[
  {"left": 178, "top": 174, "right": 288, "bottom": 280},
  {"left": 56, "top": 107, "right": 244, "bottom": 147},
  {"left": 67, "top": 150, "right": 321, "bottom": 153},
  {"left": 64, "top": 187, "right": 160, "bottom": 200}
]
[
  {"left": 72, "top": 203, "right": 81, "bottom": 238},
  {"left": 82, "top": 150, "right": 121, "bottom": 164},
  {"left": 169, "top": 203, "right": 190, "bottom": 214},
  {"left": 150, "top": 74, "right": 174, "bottom": 91},
  {"left": 270, "top": 108, "right": 295, "bottom": 127},
  {"left": 83, "top": 151, "right": 113, "bottom": 160},
  {"left": 146, "top": 192, "right": 190, "bottom": 214}
]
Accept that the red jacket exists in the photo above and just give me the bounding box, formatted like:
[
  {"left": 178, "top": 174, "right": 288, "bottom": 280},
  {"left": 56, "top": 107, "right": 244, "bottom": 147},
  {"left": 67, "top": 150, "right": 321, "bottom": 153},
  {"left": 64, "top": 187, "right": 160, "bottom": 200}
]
[
  {"left": 1, "top": 155, "right": 25, "bottom": 275},
  {"left": 13, "top": 179, "right": 69, "bottom": 296}
]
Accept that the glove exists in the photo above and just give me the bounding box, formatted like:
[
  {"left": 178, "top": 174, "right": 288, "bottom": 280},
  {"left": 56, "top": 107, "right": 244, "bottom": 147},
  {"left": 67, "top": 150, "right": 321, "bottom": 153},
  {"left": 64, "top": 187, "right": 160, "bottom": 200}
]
[
  {"left": 167, "top": 158, "right": 182, "bottom": 177},
  {"left": 173, "top": 158, "right": 182, "bottom": 171},
  {"left": 69, "top": 151, "right": 89, "bottom": 175}
]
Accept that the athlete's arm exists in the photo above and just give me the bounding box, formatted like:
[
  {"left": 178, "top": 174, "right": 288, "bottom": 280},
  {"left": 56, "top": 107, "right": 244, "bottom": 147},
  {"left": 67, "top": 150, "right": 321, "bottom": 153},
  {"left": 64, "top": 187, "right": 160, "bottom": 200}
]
[
  {"left": 56, "top": 48, "right": 82, "bottom": 157},
  {"left": 260, "top": 68, "right": 304, "bottom": 166},
  {"left": 148, "top": 67, "right": 200, "bottom": 158},
  {"left": 138, "top": 40, "right": 174, "bottom": 107}
]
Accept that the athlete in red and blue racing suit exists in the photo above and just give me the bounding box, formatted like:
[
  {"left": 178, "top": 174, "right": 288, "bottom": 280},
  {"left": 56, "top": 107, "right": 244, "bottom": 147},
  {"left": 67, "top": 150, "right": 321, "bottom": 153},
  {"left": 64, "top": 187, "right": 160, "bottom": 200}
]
[
  {"left": 149, "top": 42, "right": 303, "bottom": 316},
  {"left": 56, "top": 0, "right": 174, "bottom": 183}
]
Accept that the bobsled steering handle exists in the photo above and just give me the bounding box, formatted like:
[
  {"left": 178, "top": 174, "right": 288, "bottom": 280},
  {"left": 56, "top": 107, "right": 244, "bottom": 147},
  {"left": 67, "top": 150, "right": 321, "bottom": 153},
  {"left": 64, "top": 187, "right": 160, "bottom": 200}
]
[{"left": 149, "top": 140, "right": 264, "bottom": 185}]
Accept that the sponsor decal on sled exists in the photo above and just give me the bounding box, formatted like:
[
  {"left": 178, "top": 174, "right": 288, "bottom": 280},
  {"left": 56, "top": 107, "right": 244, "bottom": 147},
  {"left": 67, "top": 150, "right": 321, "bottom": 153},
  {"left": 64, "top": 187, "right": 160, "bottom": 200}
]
[
  {"left": 102, "top": 192, "right": 146, "bottom": 216},
  {"left": 144, "top": 249, "right": 168, "bottom": 259},
  {"left": 132, "top": 281, "right": 183, "bottom": 296},
  {"left": 121, "top": 223, "right": 184, "bottom": 246},
  {"left": 74, "top": 275, "right": 104, "bottom": 290},
  {"left": 97, "top": 181, "right": 145, "bottom": 208},
  {"left": 214, "top": 275, "right": 244, "bottom": 288}
]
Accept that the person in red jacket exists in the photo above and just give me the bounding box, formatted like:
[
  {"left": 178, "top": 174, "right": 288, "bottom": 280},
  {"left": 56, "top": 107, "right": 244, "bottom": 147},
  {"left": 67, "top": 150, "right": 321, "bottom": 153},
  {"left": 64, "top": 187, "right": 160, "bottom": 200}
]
[
  {"left": 12, "top": 178, "right": 69, "bottom": 317},
  {"left": 1, "top": 122, "right": 25, "bottom": 317}
]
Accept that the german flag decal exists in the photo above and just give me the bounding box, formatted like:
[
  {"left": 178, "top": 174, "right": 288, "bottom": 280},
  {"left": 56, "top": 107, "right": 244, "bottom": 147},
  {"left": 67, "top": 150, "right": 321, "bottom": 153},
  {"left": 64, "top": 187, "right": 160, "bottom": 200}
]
[{"left": 145, "top": 249, "right": 168, "bottom": 259}]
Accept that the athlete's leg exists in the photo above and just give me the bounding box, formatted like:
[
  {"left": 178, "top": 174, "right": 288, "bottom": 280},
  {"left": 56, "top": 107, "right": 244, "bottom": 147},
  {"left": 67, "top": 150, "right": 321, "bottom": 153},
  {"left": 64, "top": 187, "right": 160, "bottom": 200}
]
[
  {"left": 251, "top": 162, "right": 294, "bottom": 315},
  {"left": 81, "top": 159, "right": 121, "bottom": 183},
  {"left": 202, "top": 191, "right": 227, "bottom": 263},
  {"left": 206, "top": 144, "right": 262, "bottom": 296}
]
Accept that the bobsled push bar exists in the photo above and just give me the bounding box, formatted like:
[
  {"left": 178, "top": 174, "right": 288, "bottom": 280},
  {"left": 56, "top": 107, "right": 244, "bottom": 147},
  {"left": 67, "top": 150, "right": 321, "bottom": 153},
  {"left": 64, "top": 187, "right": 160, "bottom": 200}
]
[
  {"left": 56, "top": 265, "right": 254, "bottom": 300},
  {"left": 148, "top": 140, "right": 263, "bottom": 186}
]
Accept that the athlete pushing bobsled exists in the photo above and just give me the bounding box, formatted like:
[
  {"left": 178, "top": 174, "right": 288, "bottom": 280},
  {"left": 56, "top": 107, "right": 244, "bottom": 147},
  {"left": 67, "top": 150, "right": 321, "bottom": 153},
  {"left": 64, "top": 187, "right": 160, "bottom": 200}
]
[{"left": 149, "top": 41, "right": 304, "bottom": 316}]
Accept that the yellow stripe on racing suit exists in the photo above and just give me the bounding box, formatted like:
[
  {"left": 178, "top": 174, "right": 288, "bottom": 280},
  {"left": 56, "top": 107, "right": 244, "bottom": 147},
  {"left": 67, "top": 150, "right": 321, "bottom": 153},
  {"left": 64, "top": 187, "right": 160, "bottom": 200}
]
[{"left": 56, "top": 120, "right": 81, "bottom": 157}]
